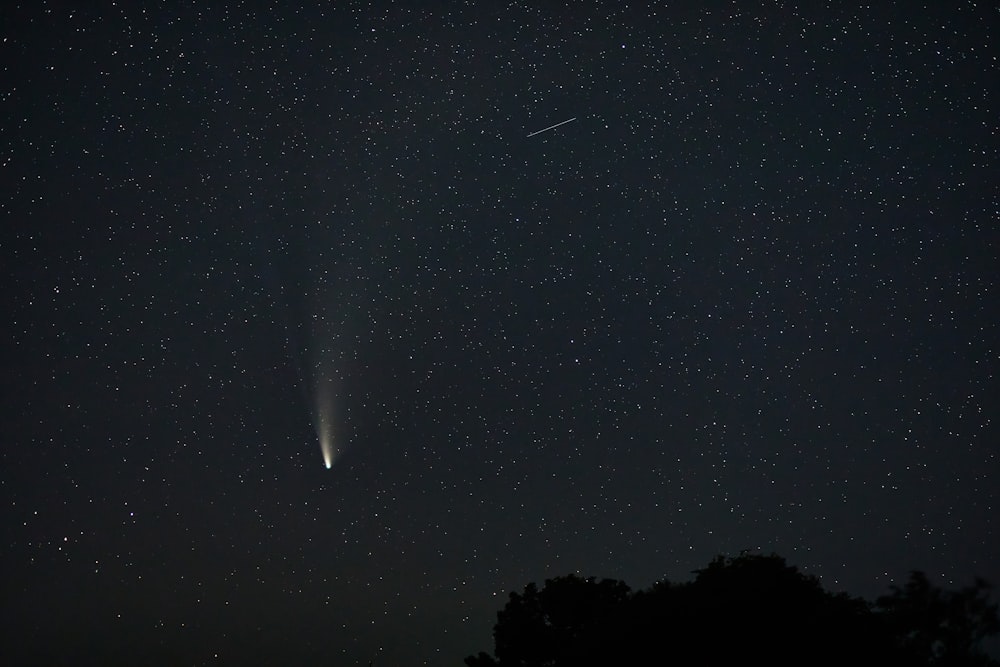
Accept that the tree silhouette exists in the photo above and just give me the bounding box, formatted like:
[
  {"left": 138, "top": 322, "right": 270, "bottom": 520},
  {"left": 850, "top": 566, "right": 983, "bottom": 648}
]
[
  {"left": 466, "top": 553, "right": 1000, "bottom": 667},
  {"left": 466, "top": 575, "right": 631, "bottom": 667},
  {"left": 876, "top": 570, "right": 1000, "bottom": 666}
]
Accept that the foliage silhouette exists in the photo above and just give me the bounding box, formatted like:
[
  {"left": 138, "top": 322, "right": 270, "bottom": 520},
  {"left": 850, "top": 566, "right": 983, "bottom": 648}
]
[{"left": 466, "top": 553, "right": 999, "bottom": 667}]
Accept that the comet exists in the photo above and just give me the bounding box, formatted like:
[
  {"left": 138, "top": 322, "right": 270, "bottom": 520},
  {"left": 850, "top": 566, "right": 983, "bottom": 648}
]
[
  {"left": 320, "top": 431, "right": 333, "bottom": 469},
  {"left": 527, "top": 117, "right": 577, "bottom": 138},
  {"left": 314, "top": 378, "right": 337, "bottom": 469}
]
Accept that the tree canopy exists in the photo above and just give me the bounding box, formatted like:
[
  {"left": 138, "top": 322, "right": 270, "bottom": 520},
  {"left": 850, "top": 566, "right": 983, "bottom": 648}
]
[{"left": 466, "top": 553, "right": 999, "bottom": 667}]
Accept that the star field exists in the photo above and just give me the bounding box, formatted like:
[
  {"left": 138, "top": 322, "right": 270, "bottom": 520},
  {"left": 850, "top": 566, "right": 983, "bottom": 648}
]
[{"left": 3, "top": 3, "right": 998, "bottom": 666}]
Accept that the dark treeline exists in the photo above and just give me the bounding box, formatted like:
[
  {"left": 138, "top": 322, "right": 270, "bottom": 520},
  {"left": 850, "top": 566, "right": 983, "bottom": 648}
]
[{"left": 466, "top": 553, "right": 1000, "bottom": 667}]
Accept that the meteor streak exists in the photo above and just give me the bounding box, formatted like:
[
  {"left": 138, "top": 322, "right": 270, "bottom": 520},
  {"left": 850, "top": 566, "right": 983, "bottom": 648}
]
[{"left": 527, "top": 117, "right": 577, "bottom": 137}]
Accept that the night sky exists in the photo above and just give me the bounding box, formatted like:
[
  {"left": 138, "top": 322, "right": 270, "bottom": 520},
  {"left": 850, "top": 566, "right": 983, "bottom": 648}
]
[{"left": 3, "top": 3, "right": 999, "bottom": 666}]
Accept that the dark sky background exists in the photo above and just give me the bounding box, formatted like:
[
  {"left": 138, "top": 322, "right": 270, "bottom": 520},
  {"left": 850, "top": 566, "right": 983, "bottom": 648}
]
[{"left": 3, "top": 2, "right": 999, "bottom": 666}]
